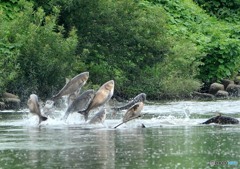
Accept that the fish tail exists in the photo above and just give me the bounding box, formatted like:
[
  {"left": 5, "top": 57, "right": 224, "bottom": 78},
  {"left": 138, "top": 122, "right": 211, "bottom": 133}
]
[
  {"left": 84, "top": 113, "right": 89, "bottom": 122},
  {"left": 78, "top": 110, "right": 89, "bottom": 121},
  {"left": 40, "top": 116, "right": 48, "bottom": 123},
  {"left": 62, "top": 109, "right": 71, "bottom": 120}
]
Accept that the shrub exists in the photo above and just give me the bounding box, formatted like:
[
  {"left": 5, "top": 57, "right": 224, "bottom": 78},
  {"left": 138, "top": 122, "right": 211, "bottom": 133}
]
[
  {"left": 194, "top": 0, "right": 240, "bottom": 22},
  {"left": 150, "top": 0, "right": 240, "bottom": 85},
  {"left": 0, "top": 0, "right": 79, "bottom": 100}
]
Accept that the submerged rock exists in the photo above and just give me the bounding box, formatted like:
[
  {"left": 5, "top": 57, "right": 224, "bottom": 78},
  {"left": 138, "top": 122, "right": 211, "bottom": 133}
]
[{"left": 202, "top": 114, "right": 239, "bottom": 125}]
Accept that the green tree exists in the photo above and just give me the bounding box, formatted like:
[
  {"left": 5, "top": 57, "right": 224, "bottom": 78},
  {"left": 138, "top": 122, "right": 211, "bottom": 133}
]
[
  {"left": 0, "top": 0, "right": 22, "bottom": 95},
  {"left": 33, "top": 0, "right": 202, "bottom": 99},
  {"left": 151, "top": 0, "right": 240, "bottom": 86},
  {"left": 0, "top": 0, "right": 80, "bottom": 100}
]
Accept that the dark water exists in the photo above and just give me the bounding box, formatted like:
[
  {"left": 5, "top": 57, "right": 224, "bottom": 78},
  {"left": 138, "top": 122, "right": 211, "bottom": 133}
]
[{"left": 0, "top": 100, "right": 239, "bottom": 169}]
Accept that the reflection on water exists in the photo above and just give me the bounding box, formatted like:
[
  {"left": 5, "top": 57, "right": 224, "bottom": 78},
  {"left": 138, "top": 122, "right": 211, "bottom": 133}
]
[{"left": 0, "top": 100, "right": 239, "bottom": 168}]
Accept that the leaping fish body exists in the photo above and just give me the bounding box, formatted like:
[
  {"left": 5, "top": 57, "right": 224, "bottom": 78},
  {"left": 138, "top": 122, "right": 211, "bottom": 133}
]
[
  {"left": 52, "top": 72, "right": 89, "bottom": 101},
  {"left": 88, "top": 108, "right": 106, "bottom": 124},
  {"left": 114, "top": 102, "right": 144, "bottom": 128},
  {"left": 78, "top": 80, "right": 114, "bottom": 121},
  {"left": 62, "top": 89, "right": 95, "bottom": 120},
  {"left": 27, "top": 94, "right": 48, "bottom": 124},
  {"left": 112, "top": 93, "right": 146, "bottom": 111},
  {"left": 122, "top": 102, "right": 144, "bottom": 123}
]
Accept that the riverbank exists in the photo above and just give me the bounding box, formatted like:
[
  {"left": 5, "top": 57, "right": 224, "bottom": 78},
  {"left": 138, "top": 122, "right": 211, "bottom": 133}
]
[{"left": 1, "top": 81, "right": 240, "bottom": 111}]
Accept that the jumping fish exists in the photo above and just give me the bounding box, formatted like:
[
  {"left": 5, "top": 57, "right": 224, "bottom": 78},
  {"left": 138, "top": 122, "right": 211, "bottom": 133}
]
[
  {"left": 112, "top": 93, "right": 146, "bottom": 111},
  {"left": 78, "top": 80, "right": 114, "bottom": 121},
  {"left": 27, "top": 94, "right": 48, "bottom": 124},
  {"left": 62, "top": 89, "right": 95, "bottom": 120},
  {"left": 88, "top": 108, "right": 106, "bottom": 124},
  {"left": 114, "top": 102, "right": 144, "bottom": 128},
  {"left": 122, "top": 102, "right": 144, "bottom": 122},
  {"left": 52, "top": 72, "right": 89, "bottom": 101}
]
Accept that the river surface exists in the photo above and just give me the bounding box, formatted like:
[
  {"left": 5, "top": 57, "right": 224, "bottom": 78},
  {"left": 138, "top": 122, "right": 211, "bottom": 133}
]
[{"left": 0, "top": 99, "right": 239, "bottom": 169}]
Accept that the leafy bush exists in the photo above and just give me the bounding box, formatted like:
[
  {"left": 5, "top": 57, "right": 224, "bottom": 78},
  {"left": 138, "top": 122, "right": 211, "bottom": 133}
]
[
  {"left": 0, "top": 0, "right": 21, "bottom": 20},
  {"left": 1, "top": 0, "right": 208, "bottom": 101},
  {"left": 199, "top": 28, "right": 240, "bottom": 83},
  {"left": 194, "top": 0, "right": 240, "bottom": 22},
  {"left": 0, "top": 0, "right": 22, "bottom": 95},
  {"left": 46, "top": 0, "right": 201, "bottom": 99},
  {"left": 0, "top": 0, "right": 79, "bottom": 100},
  {"left": 150, "top": 0, "right": 240, "bottom": 85}
]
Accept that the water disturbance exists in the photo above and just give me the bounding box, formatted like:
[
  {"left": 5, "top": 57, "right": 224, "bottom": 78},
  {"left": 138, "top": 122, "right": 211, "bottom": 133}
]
[{"left": 0, "top": 99, "right": 239, "bottom": 168}]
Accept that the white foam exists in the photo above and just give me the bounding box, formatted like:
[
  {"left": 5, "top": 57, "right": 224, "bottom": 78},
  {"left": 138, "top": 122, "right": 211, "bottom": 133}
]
[{"left": 1, "top": 99, "right": 240, "bottom": 129}]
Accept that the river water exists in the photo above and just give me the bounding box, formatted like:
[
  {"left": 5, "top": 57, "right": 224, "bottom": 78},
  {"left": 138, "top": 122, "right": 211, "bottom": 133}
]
[{"left": 0, "top": 99, "right": 239, "bottom": 169}]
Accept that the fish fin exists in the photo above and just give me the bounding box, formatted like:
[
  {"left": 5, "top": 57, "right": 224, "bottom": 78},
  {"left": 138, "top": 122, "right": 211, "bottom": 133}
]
[
  {"left": 40, "top": 116, "right": 48, "bottom": 122},
  {"left": 78, "top": 110, "right": 85, "bottom": 115},
  {"left": 133, "top": 104, "right": 139, "bottom": 111},
  {"left": 114, "top": 122, "right": 124, "bottom": 128},
  {"left": 65, "top": 78, "right": 70, "bottom": 84}
]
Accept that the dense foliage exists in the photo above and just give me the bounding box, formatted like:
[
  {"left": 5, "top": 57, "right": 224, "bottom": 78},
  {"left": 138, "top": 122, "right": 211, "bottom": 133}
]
[
  {"left": 194, "top": 0, "right": 240, "bottom": 22},
  {"left": 0, "top": 0, "right": 80, "bottom": 100},
  {"left": 0, "top": 0, "right": 239, "bottom": 101},
  {"left": 33, "top": 0, "right": 201, "bottom": 99},
  {"left": 151, "top": 0, "right": 240, "bottom": 86}
]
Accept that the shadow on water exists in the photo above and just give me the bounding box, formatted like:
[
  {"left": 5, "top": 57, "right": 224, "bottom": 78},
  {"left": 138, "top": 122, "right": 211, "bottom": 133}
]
[{"left": 0, "top": 100, "right": 239, "bottom": 168}]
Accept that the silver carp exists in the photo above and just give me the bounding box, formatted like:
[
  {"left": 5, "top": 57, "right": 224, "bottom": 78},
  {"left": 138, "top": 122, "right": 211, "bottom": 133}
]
[
  {"left": 78, "top": 80, "right": 114, "bottom": 121},
  {"left": 52, "top": 72, "right": 89, "bottom": 101}
]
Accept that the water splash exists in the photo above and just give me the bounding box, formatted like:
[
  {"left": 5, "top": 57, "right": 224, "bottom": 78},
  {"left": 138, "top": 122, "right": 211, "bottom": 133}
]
[{"left": 1, "top": 99, "right": 240, "bottom": 129}]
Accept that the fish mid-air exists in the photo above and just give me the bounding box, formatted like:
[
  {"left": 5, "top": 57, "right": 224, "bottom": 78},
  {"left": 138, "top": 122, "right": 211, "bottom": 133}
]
[
  {"left": 27, "top": 94, "right": 48, "bottom": 124},
  {"left": 78, "top": 80, "right": 114, "bottom": 121},
  {"left": 202, "top": 114, "right": 239, "bottom": 124},
  {"left": 51, "top": 72, "right": 89, "bottom": 101},
  {"left": 114, "top": 102, "right": 144, "bottom": 128},
  {"left": 122, "top": 102, "right": 144, "bottom": 122},
  {"left": 88, "top": 108, "right": 106, "bottom": 124},
  {"left": 112, "top": 93, "right": 146, "bottom": 111},
  {"left": 62, "top": 89, "right": 95, "bottom": 120}
]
